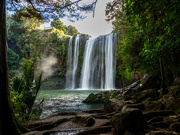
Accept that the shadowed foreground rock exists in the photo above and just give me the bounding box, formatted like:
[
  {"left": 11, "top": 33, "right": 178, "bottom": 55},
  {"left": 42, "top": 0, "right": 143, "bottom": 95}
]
[
  {"left": 112, "top": 107, "right": 146, "bottom": 135},
  {"left": 22, "top": 76, "right": 180, "bottom": 135}
]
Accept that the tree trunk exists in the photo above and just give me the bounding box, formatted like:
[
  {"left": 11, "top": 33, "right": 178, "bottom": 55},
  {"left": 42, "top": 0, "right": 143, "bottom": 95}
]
[{"left": 0, "top": 0, "right": 21, "bottom": 134}]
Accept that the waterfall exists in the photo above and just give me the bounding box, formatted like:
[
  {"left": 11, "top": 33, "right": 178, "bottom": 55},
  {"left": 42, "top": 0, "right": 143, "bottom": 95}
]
[
  {"left": 66, "top": 35, "right": 80, "bottom": 89},
  {"left": 72, "top": 35, "right": 80, "bottom": 89},
  {"left": 80, "top": 33, "right": 117, "bottom": 90},
  {"left": 65, "top": 37, "right": 73, "bottom": 89},
  {"left": 66, "top": 33, "right": 117, "bottom": 90}
]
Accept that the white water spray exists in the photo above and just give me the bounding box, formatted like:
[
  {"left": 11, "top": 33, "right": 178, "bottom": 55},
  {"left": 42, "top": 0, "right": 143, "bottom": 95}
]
[
  {"left": 65, "top": 37, "right": 73, "bottom": 89},
  {"left": 80, "top": 33, "right": 117, "bottom": 90},
  {"left": 66, "top": 35, "right": 80, "bottom": 89},
  {"left": 72, "top": 35, "right": 80, "bottom": 89}
]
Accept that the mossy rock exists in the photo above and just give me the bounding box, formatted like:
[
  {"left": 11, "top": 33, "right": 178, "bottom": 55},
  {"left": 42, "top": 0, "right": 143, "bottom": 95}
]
[
  {"left": 133, "top": 89, "right": 158, "bottom": 103},
  {"left": 83, "top": 91, "right": 111, "bottom": 103},
  {"left": 134, "top": 75, "right": 161, "bottom": 92}
]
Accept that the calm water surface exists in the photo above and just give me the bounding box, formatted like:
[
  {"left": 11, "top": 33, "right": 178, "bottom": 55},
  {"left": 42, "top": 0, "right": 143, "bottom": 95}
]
[{"left": 35, "top": 89, "right": 104, "bottom": 118}]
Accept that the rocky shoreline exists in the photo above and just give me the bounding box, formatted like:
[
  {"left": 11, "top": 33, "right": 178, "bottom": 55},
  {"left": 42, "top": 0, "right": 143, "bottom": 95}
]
[{"left": 23, "top": 75, "right": 180, "bottom": 135}]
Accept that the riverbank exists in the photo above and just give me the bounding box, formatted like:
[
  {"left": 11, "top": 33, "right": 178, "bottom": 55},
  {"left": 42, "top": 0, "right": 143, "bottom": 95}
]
[{"left": 23, "top": 75, "right": 180, "bottom": 135}]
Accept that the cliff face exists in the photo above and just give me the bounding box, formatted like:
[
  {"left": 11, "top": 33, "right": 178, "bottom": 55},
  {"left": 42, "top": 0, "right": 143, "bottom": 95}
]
[{"left": 41, "top": 35, "right": 88, "bottom": 90}]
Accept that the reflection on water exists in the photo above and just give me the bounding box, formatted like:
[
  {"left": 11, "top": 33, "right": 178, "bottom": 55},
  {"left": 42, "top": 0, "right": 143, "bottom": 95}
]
[{"left": 35, "top": 90, "right": 104, "bottom": 118}]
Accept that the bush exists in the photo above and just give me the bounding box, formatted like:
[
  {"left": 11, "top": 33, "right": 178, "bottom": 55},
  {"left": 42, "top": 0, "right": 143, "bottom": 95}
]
[{"left": 10, "top": 59, "right": 43, "bottom": 122}]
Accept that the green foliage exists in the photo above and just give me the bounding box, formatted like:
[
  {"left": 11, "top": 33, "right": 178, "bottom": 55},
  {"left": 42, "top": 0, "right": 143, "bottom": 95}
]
[
  {"left": 175, "top": 108, "right": 180, "bottom": 115},
  {"left": 110, "top": 89, "right": 118, "bottom": 99},
  {"left": 66, "top": 25, "right": 80, "bottom": 36},
  {"left": 51, "top": 18, "right": 66, "bottom": 33},
  {"left": 10, "top": 59, "right": 43, "bottom": 122},
  {"left": 7, "top": 48, "right": 19, "bottom": 70},
  {"left": 10, "top": 90, "right": 39, "bottom": 123},
  {"left": 106, "top": 0, "right": 180, "bottom": 86}
]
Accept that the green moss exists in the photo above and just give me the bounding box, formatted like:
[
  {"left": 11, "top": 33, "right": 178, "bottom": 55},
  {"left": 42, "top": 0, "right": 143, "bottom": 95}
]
[
  {"left": 142, "top": 99, "right": 149, "bottom": 104},
  {"left": 175, "top": 108, "right": 180, "bottom": 114}
]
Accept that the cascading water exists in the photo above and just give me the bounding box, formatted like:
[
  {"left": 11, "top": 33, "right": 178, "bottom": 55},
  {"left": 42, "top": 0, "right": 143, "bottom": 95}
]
[
  {"left": 66, "top": 35, "right": 80, "bottom": 89},
  {"left": 66, "top": 33, "right": 117, "bottom": 90},
  {"left": 72, "top": 35, "right": 80, "bottom": 89},
  {"left": 80, "top": 33, "right": 117, "bottom": 90},
  {"left": 65, "top": 37, "right": 73, "bottom": 89}
]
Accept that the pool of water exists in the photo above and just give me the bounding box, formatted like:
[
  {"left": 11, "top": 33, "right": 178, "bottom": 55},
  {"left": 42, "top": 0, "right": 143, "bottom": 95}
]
[{"left": 35, "top": 89, "right": 104, "bottom": 118}]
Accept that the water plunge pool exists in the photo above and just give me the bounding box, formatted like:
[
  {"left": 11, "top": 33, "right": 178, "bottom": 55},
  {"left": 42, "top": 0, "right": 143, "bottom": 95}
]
[{"left": 35, "top": 89, "right": 104, "bottom": 118}]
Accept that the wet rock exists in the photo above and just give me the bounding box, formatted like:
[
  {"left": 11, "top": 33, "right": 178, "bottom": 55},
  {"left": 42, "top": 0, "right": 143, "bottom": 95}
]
[
  {"left": 103, "top": 99, "right": 130, "bottom": 113},
  {"left": 83, "top": 91, "right": 111, "bottom": 103},
  {"left": 169, "top": 122, "right": 180, "bottom": 132},
  {"left": 111, "top": 108, "right": 146, "bottom": 135},
  {"left": 133, "top": 89, "right": 158, "bottom": 103},
  {"left": 145, "top": 100, "right": 164, "bottom": 111},
  {"left": 83, "top": 90, "right": 123, "bottom": 103},
  {"left": 72, "top": 115, "right": 95, "bottom": 126},
  {"left": 143, "top": 110, "right": 174, "bottom": 121},
  {"left": 146, "top": 131, "right": 176, "bottom": 135}
]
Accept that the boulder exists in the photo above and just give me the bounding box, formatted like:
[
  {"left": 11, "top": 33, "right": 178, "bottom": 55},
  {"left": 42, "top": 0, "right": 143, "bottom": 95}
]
[
  {"left": 169, "top": 122, "right": 180, "bottom": 132},
  {"left": 83, "top": 90, "right": 125, "bottom": 103},
  {"left": 133, "top": 75, "right": 161, "bottom": 92},
  {"left": 83, "top": 91, "right": 111, "bottom": 103},
  {"left": 133, "top": 89, "right": 158, "bottom": 103},
  {"left": 163, "top": 94, "right": 180, "bottom": 110},
  {"left": 103, "top": 99, "right": 130, "bottom": 113},
  {"left": 174, "top": 77, "right": 180, "bottom": 85},
  {"left": 145, "top": 100, "right": 164, "bottom": 111},
  {"left": 111, "top": 108, "right": 146, "bottom": 134},
  {"left": 170, "top": 98, "right": 180, "bottom": 110},
  {"left": 72, "top": 115, "right": 95, "bottom": 126},
  {"left": 162, "top": 95, "right": 175, "bottom": 109}
]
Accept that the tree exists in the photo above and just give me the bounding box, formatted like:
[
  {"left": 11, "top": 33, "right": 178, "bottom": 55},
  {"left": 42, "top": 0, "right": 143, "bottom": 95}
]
[
  {"left": 0, "top": 0, "right": 98, "bottom": 134},
  {"left": 51, "top": 18, "right": 67, "bottom": 33},
  {"left": 0, "top": 1, "right": 22, "bottom": 134},
  {"left": 106, "top": 0, "right": 180, "bottom": 87},
  {"left": 66, "top": 25, "right": 80, "bottom": 36}
]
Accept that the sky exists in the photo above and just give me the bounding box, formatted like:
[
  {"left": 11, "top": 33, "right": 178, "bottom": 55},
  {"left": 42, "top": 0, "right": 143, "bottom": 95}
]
[{"left": 41, "top": 0, "right": 113, "bottom": 38}]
